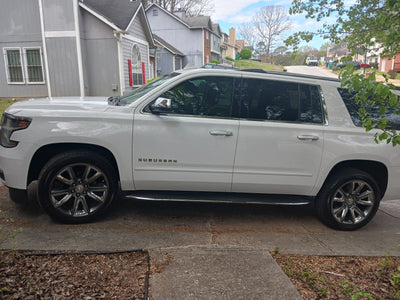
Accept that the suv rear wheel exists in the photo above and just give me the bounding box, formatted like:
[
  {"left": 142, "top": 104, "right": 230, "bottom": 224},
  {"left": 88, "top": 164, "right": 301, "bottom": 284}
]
[
  {"left": 316, "top": 168, "right": 381, "bottom": 230},
  {"left": 37, "top": 151, "right": 118, "bottom": 223}
]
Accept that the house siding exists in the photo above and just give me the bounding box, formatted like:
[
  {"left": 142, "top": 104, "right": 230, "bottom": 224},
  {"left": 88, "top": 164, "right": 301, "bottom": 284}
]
[
  {"left": 1, "top": 0, "right": 153, "bottom": 98},
  {"left": 45, "top": 37, "right": 81, "bottom": 96},
  {"left": 123, "top": 14, "right": 150, "bottom": 93},
  {"left": 157, "top": 49, "right": 175, "bottom": 75},
  {"left": 80, "top": 9, "right": 120, "bottom": 96},
  {"left": 127, "top": 15, "right": 147, "bottom": 42},
  {"left": 42, "top": 0, "right": 75, "bottom": 31},
  {"left": 0, "top": 0, "right": 47, "bottom": 97},
  {"left": 42, "top": 0, "right": 81, "bottom": 96},
  {"left": 146, "top": 7, "right": 203, "bottom": 68},
  {"left": 380, "top": 55, "right": 400, "bottom": 72},
  {"left": 204, "top": 29, "right": 211, "bottom": 64}
]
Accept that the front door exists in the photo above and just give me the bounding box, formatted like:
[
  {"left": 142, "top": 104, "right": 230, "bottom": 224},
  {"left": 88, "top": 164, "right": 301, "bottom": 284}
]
[{"left": 133, "top": 75, "right": 240, "bottom": 192}]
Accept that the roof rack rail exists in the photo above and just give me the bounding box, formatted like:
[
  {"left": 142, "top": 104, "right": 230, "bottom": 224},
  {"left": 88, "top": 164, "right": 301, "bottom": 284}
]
[{"left": 240, "top": 68, "right": 341, "bottom": 82}]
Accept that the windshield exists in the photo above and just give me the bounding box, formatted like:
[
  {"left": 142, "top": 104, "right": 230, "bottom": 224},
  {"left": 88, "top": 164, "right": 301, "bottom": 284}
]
[{"left": 121, "top": 73, "right": 180, "bottom": 104}]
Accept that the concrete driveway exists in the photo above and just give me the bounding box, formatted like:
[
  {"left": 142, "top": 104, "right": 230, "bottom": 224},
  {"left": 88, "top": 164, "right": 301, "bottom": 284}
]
[
  {"left": 1, "top": 185, "right": 399, "bottom": 256},
  {"left": 285, "top": 65, "right": 339, "bottom": 78},
  {"left": 1, "top": 184, "right": 399, "bottom": 299}
]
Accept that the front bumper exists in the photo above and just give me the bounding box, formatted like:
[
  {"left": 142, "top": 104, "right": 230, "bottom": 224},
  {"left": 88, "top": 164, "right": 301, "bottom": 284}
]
[{"left": 0, "top": 143, "right": 34, "bottom": 190}]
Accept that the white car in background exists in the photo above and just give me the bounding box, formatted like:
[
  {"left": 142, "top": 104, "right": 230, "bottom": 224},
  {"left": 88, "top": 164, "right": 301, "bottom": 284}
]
[{"left": 306, "top": 57, "right": 319, "bottom": 66}]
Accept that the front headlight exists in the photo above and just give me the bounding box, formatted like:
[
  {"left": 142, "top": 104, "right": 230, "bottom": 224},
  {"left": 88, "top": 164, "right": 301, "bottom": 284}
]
[{"left": 0, "top": 113, "right": 31, "bottom": 148}]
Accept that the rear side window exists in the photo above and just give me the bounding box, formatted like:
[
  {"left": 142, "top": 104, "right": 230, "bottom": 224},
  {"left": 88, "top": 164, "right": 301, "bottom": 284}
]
[
  {"left": 338, "top": 88, "right": 400, "bottom": 130},
  {"left": 240, "top": 79, "right": 323, "bottom": 124}
]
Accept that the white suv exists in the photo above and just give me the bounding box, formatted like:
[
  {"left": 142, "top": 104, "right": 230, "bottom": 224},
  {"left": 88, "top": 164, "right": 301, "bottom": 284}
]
[{"left": 1, "top": 68, "right": 400, "bottom": 230}]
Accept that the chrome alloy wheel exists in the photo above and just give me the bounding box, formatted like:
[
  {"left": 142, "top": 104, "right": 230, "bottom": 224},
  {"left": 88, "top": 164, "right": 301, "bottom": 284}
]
[
  {"left": 330, "top": 180, "right": 375, "bottom": 225},
  {"left": 49, "top": 163, "right": 110, "bottom": 218}
]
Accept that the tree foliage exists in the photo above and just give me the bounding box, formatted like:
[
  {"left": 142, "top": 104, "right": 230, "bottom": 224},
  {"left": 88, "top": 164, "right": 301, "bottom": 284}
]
[
  {"left": 240, "top": 48, "right": 252, "bottom": 60},
  {"left": 286, "top": 0, "right": 400, "bottom": 146}
]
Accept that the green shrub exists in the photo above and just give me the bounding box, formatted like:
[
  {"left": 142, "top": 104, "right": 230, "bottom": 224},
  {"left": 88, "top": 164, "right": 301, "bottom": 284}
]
[
  {"left": 370, "top": 62, "right": 379, "bottom": 69},
  {"left": 388, "top": 70, "right": 398, "bottom": 79},
  {"left": 211, "top": 59, "right": 220, "bottom": 64},
  {"left": 225, "top": 56, "right": 234, "bottom": 62},
  {"left": 240, "top": 48, "right": 252, "bottom": 60}
]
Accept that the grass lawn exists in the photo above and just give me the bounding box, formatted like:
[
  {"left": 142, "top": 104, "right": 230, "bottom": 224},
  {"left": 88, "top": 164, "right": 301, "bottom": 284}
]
[
  {"left": 234, "top": 59, "right": 283, "bottom": 72},
  {"left": 0, "top": 99, "right": 18, "bottom": 118}
]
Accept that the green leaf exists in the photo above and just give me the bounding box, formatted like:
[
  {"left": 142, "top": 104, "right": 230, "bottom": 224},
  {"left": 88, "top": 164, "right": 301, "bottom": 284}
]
[{"left": 379, "top": 132, "right": 388, "bottom": 141}]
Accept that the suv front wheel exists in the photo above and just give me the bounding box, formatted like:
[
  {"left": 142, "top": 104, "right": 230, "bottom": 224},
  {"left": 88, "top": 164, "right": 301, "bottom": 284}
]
[
  {"left": 316, "top": 168, "right": 381, "bottom": 230},
  {"left": 37, "top": 151, "right": 118, "bottom": 223}
]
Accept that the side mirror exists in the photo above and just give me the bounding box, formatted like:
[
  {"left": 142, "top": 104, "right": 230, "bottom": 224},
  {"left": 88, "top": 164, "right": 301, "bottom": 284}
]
[{"left": 150, "top": 97, "right": 172, "bottom": 114}]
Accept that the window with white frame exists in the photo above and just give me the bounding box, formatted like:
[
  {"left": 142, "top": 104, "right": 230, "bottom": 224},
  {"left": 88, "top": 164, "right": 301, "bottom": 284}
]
[
  {"left": 4, "top": 48, "right": 24, "bottom": 83},
  {"left": 24, "top": 48, "right": 44, "bottom": 83},
  {"left": 131, "top": 44, "right": 142, "bottom": 85},
  {"left": 3, "top": 47, "right": 44, "bottom": 84}
]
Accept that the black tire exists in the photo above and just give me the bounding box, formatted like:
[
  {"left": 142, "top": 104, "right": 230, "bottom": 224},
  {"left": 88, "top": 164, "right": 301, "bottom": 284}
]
[
  {"left": 9, "top": 188, "right": 29, "bottom": 205},
  {"left": 315, "top": 168, "right": 381, "bottom": 231},
  {"left": 37, "top": 150, "right": 119, "bottom": 223}
]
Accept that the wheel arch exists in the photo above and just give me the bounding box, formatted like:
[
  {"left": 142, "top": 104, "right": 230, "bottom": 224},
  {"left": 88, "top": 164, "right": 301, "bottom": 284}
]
[
  {"left": 28, "top": 143, "right": 120, "bottom": 185},
  {"left": 322, "top": 160, "right": 388, "bottom": 197}
]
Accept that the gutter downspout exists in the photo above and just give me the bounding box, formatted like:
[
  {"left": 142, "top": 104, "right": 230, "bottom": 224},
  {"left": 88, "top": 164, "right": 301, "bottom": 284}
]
[
  {"left": 73, "top": 0, "right": 85, "bottom": 97},
  {"left": 38, "top": 0, "right": 51, "bottom": 97},
  {"left": 114, "top": 31, "right": 129, "bottom": 96}
]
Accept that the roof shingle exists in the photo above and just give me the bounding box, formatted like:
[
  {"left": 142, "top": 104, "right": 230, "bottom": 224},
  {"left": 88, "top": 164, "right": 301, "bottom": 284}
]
[{"left": 79, "top": 0, "right": 140, "bottom": 29}]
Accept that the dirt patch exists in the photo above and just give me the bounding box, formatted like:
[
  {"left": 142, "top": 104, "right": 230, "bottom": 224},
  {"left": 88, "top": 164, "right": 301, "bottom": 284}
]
[
  {"left": 273, "top": 253, "right": 400, "bottom": 299},
  {"left": 0, "top": 250, "right": 149, "bottom": 299}
]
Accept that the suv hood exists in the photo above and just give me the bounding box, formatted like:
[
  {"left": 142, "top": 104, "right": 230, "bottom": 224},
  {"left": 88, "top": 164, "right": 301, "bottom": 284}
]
[{"left": 6, "top": 96, "right": 112, "bottom": 116}]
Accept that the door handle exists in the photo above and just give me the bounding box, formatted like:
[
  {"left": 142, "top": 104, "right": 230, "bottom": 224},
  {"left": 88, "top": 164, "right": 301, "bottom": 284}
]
[
  {"left": 297, "top": 135, "right": 319, "bottom": 141},
  {"left": 209, "top": 130, "right": 233, "bottom": 136}
]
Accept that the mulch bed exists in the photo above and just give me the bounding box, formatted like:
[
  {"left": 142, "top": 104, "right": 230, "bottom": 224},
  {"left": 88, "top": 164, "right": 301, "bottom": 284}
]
[
  {"left": 273, "top": 253, "right": 400, "bottom": 299},
  {"left": 0, "top": 250, "right": 149, "bottom": 300},
  {"left": 1, "top": 249, "right": 400, "bottom": 299}
]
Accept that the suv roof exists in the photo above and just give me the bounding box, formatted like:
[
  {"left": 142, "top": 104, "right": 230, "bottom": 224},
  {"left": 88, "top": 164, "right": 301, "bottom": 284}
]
[
  {"left": 239, "top": 68, "right": 341, "bottom": 83},
  {"left": 185, "top": 66, "right": 341, "bottom": 83}
]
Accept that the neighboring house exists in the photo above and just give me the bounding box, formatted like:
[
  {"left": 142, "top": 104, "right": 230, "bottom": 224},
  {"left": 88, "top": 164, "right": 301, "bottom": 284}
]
[
  {"left": 153, "top": 34, "right": 184, "bottom": 76},
  {"left": 221, "top": 28, "right": 240, "bottom": 61},
  {"left": 1, "top": 0, "right": 154, "bottom": 98},
  {"left": 211, "top": 24, "right": 222, "bottom": 62},
  {"left": 380, "top": 54, "right": 400, "bottom": 72},
  {"left": 146, "top": 3, "right": 214, "bottom": 69},
  {"left": 327, "top": 47, "right": 349, "bottom": 62}
]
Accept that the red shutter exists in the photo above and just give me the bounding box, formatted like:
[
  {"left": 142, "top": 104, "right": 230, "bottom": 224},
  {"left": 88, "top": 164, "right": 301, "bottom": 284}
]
[
  {"left": 128, "top": 59, "right": 133, "bottom": 86},
  {"left": 142, "top": 62, "right": 146, "bottom": 84}
]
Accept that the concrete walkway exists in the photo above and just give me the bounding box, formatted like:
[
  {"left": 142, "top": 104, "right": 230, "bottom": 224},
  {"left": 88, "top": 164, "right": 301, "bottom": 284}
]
[{"left": 150, "top": 245, "right": 301, "bottom": 299}]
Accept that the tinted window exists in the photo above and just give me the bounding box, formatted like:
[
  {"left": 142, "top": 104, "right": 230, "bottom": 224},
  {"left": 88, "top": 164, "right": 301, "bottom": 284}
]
[
  {"left": 240, "top": 79, "right": 323, "bottom": 123},
  {"left": 299, "top": 84, "right": 323, "bottom": 123},
  {"left": 338, "top": 88, "right": 400, "bottom": 130},
  {"left": 122, "top": 73, "right": 179, "bottom": 104},
  {"left": 148, "top": 76, "right": 235, "bottom": 117}
]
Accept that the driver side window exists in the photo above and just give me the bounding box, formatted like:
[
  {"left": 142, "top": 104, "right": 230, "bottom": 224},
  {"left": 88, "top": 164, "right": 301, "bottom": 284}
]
[{"left": 148, "top": 76, "right": 235, "bottom": 118}]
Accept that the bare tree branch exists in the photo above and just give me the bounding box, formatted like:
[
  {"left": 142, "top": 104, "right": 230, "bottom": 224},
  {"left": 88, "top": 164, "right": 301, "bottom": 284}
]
[
  {"left": 253, "top": 5, "right": 291, "bottom": 63},
  {"left": 238, "top": 23, "right": 258, "bottom": 48}
]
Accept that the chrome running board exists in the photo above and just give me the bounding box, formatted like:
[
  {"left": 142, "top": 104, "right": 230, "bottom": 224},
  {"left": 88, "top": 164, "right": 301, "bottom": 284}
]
[{"left": 123, "top": 191, "right": 312, "bottom": 206}]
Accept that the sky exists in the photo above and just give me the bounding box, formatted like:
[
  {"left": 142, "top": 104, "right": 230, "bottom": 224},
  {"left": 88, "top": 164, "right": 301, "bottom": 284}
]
[{"left": 209, "top": 0, "right": 330, "bottom": 51}]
